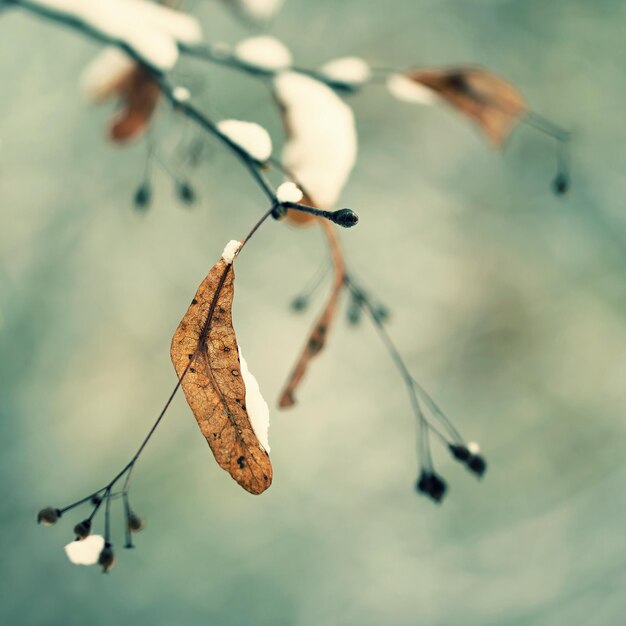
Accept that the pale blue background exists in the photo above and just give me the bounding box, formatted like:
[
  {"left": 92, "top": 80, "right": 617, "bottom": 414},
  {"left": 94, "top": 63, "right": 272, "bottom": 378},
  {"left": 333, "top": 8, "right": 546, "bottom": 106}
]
[{"left": 1, "top": 1, "right": 625, "bottom": 624}]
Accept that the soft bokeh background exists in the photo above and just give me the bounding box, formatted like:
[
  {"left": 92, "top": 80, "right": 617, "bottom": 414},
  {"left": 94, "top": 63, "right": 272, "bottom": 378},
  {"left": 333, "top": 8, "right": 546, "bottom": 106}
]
[{"left": 1, "top": 0, "right": 626, "bottom": 624}]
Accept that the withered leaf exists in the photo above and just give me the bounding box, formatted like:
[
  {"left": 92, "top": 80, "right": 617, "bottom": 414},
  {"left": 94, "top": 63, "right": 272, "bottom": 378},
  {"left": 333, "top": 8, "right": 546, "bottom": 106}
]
[
  {"left": 279, "top": 220, "right": 346, "bottom": 407},
  {"left": 409, "top": 66, "right": 528, "bottom": 147},
  {"left": 170, "top": 256, "right": 272, "bottom": 495},
  {"left": 108, "top": 66, "right": 160, "bottom": 143}
]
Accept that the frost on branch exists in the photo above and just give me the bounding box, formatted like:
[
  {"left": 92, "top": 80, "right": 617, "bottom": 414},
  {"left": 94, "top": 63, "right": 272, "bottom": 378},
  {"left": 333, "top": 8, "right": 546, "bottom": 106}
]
[
  {"left": 30, "top": 0, "right": 202, "bottom": 70},
  {"left": 276, "top": 182, "right": 303, "bottom": 203},
  {"left": 320, "top": 56, "right": 371, "bottom": 85},
  {"left": 234, "top": 36, "right": 292, "bottom": 71},
  {"left": 389, "top": 66, "right": 528, "bottom": 148},
  {"left": 170, "top": 252, "right": 272, "bottom": 495},
  {"left": 64, "top": 535, "right": 105, "bottom": 566},
  {"left": 274, "top": 72, "right": 357, "bottom": 213},
  {"left": 386, "top": 73, "right": 439, "bottom": 106},
  {"left": 238, "top": 348, "right": 270, "bottom": 453},
  {"left": 222, "top": 0, "right": 284, "bottom": 22},
  {"left": 216, "top": 120, "right": 273, "bottom": 162}
]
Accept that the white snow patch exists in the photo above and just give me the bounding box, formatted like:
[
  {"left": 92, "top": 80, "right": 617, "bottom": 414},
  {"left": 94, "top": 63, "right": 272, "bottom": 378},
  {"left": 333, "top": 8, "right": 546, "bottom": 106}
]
[
  {"left": 274, "top": 72, "right": 357, "bottom": 209},
  {"left": 64, "top": 535, "right": 105, "bottom": 566},
  {"left": 238, "top": 347, "right": 270, "bottom": 453},
  {"left": 276, "top": 182, "right": 303, "bottom": 203},
  {"left": 320, "top": 57, "right": 371, "bottom": 85},
  {"left": 217, "top": 119, "right": 272, "bottom": 161},
  {"left": 172, "top": 86, "right": 191, "bottom": 102},
  {"left": 386, "top": 73, "right": 439, "bottom": 105},
  {"left": 467, "top": 441, "right": 480, "bottom": 455},
  {"left": 80, "top": 47, "right": 135, "bottom": 103},
  {"left": 234, "top": 36, "right": 292, "bottom": 71},
  {"left": 31, "top": 0, "right": 202, "bottom": 70},
  {"left": 235, "top": 0, "right": 284, "bottom": 21},
  {"left": 222, "top": 240, "right": 242, "bottom": 264}
]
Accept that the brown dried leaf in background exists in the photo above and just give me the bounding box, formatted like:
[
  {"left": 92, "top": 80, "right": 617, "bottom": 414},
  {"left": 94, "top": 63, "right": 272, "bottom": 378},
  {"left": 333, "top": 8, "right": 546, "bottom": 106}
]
[
  {"left": 409, "top": 66, "right": 528, "bottom": 147},
  {"left": 108, "top": 66, "right": 160, "bottom": 143},
  {"left": 170, "top": 256, "right": 273, "bottom": 495},
  {"left": 279, "top": 220, "right": 346, "bottom": 407}
]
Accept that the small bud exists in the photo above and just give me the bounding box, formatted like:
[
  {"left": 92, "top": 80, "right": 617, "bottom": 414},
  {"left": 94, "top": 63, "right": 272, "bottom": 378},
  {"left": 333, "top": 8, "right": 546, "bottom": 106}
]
[
  {"left": 467, "top": 454, "right": 487, "bottom": 477},
  {"left": 177, "top": 181, "right": 196, "bottom": 205},
  {"left": 98, "top": 543, "right": 115, "bottom": 573},
  {"left": 90, "top": 495, "right": 102, "bottom": 506},
  {"left": 415, "top": 470, "right": 447, "bottom": 503},
  {"left": 127, "top": 514, "right": 144, "bottom": 533},
  {"left": 552, "top": 172, "right": 569, "bottom": 196},
  {"left": 449, "top": 444, "right": 470, "bottom": 462},
  {"left": 73, "top": 519, "right": 92, "bottom": 539},
  {"left": 290, "top": 296, "right": 309, "bottom": 312},
  {"left": 133, "top": 183, "right": 151, "bottom": 210},
  {"left": 330, "top": 208, "right": 359, "bottom": 228},
  {"left": 37, "top": 507, "right": 61, "bottom": 527}
]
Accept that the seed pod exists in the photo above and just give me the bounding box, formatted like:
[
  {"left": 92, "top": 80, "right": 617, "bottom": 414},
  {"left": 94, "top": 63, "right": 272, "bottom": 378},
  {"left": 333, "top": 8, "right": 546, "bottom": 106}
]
[
  {"left": 73, "top": 519, "right": 92, "bottom": 539},
  {"left": 98, "top": 543, "right": 116, "bottom": 573},
  {"left": 177, "top": 182, "right": 196, "bottom": 205},
  {"left": 127, "top": 513, "right": 144, "bottom": 533},
  {"left": 133, "top": 183, "right": 151, "bottom": 210},
  {"left": 37, "top": 507, "right": 61, "bottom": 527},
  {"left": 467, "top": 454, "right": 487, "bottom": 477}
]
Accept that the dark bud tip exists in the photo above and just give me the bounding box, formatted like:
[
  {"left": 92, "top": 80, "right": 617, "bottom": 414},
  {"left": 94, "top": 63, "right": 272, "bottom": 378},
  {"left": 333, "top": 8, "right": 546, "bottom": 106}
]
[
  {"left": 331, "top": 208, "right": 359, "bottom": 228},
  {"left": 290, "top": 296, "right": 309, "bottom": 312},
  {"left": 177, "top": 181, "right": 196, "bottom": 205},
  {"left": 37, "top": 507, "right": 61, "bottom": 527},
  {"left": 98, "top": 544, "right": 116, "bottom": 573},
  {"left": 415, "top": 471, "right": 447, "bottom": 503},
  {"left": 449, "top": 444, "right": 471, "bottom": 462},
  {"left": 467, "top": 454, "right": 487, "bottom": 478},
  {"left": 90, "top": 495, "right": 102, "bottom": 507},
  {"left": 552, "top": 173, "right": 569, "bottom": 196},
  {"left": 73, "top": 519, "right": 92, "bottom": 539},
  {"left": 133, "top": 183, "right": 151, "bottom": 210}
]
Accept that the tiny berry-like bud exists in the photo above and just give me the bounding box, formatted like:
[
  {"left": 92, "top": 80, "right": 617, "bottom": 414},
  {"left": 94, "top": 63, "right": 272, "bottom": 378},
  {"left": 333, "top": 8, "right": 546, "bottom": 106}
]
[
  {"left": 330, "top": 208, "right": 359, "bottom": 228},
  {"left": 90, "top": 495, "right": 102, "bottom": 506},
  {"left": 127, "top": 514, "right": 144, "bottom": 533},
  {"left": 552, "top": 173, "right": 569, "bottom": 196},
  {"left": 467, "top": 454, "right": 487, "bottom": 477},
  {"left": 133, "top": 183, "right": 151, "bottom": 209},
  {"left": 37, "top": 507, "right": 61, "bottom": 527},
  {"left": 98, "top": 543, "right": 115, "bottom": 573},
  {"left": 415, "top": 471, "right": 447, "bottom": 503},
  {"left": 177, "top": 182, "right": 196, "bottom": 205},
  {"left": 428, "top": 473, "right": 447, "bottom": 503},
  {"left": 290, "top": 296, "right": 309, "bottom": 312},
  {"left": 73, "top": 519, "right": 92, "bottom": 539}
]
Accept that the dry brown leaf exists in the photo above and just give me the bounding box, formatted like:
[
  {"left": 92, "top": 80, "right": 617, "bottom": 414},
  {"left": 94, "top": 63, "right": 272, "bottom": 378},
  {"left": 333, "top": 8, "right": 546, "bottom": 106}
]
[
  {"left": 279, "top": 219, "right": 346, "bottom": 407},
  {"left": 108, "top": 66, "right": 160, "bottom": 143},
  {"left": 409, "top": 66, "right": 528, "bottom": 147},
  {"left": 170, "top": 256, "right": 273, "bottom": 495}
]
